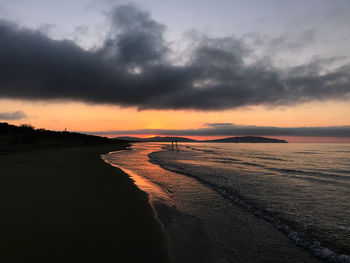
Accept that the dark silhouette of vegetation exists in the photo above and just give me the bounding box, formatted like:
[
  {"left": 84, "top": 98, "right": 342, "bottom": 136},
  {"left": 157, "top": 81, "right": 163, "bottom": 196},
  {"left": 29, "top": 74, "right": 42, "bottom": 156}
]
[{"left": 0, "top": 122, "right": 121, "bottom": 152}]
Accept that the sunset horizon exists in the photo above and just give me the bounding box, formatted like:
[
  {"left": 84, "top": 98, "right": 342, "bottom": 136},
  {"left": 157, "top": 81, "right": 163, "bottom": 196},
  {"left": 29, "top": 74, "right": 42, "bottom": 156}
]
[
  {"left": 0, "top": 1, "right": 349, "bottom": 142},
  {"left": 0, "top": 1, "right": 349, "bottom": 262}
]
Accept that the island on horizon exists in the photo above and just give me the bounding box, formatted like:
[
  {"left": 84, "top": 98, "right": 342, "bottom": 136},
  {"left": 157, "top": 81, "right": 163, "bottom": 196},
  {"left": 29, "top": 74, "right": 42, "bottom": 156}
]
[{"left": 114, "top": 135, "right": 288, "bottom": 143}]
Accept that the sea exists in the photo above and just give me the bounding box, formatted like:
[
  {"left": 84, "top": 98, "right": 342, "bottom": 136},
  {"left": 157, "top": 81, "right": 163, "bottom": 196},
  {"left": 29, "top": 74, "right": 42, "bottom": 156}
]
[{"left": 102, "top": 142, "right": 350, "bottom": 263}]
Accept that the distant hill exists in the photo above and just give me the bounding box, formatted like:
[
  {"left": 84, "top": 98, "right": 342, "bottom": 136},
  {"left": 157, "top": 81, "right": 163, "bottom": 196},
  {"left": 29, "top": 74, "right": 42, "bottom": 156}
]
[
  {"left": 115, "top": 135, "right": 287, "bottom": 143},
  {"left": 0, "top": 122, "right": 122, "bottom": 151},
  {"left": 114, "top": 136, "right": 145, "bottom": 142},
  {"left": 114, "top": 136, "right": 198, "bottom": 142},
  {"left": 205, "top": 136, "right": 287, "bottom": 143}
]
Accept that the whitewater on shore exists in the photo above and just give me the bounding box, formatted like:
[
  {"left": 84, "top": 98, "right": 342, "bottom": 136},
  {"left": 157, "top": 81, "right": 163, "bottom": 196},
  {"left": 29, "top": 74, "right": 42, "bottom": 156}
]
[{"left": 103, "top": 142, "right": 350, "bottom": 263}]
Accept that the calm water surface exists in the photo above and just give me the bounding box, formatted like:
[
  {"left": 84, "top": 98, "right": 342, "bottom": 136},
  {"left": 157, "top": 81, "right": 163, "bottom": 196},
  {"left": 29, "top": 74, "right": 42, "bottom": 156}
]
[{"left": 103, "top": 143, "right": 350, "bottom": 263}]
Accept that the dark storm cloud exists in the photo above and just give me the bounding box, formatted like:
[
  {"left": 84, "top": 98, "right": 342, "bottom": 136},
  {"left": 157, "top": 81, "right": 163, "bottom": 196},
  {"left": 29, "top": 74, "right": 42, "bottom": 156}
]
[
  {"left": 85, "top": 123, "right": 350, "bottom": 138},
  {"left": 0, "top": 5, "right": 349, "bottom": 110},
  {"left": 100, "top": 5, "right": 168, "bottom": 66},
  {"left": 0, "top": 111, "right": 27, "bottom": 120}
]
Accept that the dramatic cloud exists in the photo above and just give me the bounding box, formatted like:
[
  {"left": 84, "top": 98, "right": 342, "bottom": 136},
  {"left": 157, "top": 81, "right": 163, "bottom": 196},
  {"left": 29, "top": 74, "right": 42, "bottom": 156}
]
[
  {"left": 0, "top": 5, "right": 349, "bottom": 110},
  {"left": 84, "top": 123, "right": 350, "bottom": 138},
  {"left": 0, "top": 111, "right": 27, "bottom": 120}
]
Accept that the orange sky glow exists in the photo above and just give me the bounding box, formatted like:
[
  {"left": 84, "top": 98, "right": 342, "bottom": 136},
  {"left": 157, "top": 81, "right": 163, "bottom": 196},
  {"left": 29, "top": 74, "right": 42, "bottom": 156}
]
[
  {"left": 0, "top": 1, "right": 349, "bottom": 144},
  {"left": 1, "top": 98, "right": 349, "bottom": 143}
]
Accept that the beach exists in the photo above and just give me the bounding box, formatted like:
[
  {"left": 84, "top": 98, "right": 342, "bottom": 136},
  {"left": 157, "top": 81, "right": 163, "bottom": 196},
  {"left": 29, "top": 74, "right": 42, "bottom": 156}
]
[{"left": 0, "top": 144, "right": 173, "bottom": 263}]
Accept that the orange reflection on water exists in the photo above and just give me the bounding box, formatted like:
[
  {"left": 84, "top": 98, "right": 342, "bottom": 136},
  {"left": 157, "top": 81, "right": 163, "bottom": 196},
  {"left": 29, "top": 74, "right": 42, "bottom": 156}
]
[{"left": 102, "top": 155, "right": 174, "bottom": 207}]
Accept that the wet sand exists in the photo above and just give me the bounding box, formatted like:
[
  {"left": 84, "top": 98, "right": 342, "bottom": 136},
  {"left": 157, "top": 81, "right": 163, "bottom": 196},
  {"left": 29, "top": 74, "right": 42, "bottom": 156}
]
[{"left": 0, "top": 144, "right": 173, "bottom": 263}]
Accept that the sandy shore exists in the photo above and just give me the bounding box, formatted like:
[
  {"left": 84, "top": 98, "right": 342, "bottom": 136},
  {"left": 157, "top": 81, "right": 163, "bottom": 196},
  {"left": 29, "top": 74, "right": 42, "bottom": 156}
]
[{"left": 0, "top": 144, "right": 173, "bottom": 262}]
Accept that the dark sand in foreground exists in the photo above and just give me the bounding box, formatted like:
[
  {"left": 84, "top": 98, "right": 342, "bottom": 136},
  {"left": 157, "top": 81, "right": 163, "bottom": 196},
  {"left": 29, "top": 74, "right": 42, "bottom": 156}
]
[{"left": 0, "top": 144, "right": 173, "bottom": 262}]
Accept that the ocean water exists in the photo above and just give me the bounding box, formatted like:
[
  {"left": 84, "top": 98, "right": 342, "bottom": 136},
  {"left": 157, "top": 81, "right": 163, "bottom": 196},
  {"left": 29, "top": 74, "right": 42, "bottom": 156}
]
[{"left": 103, "top": 143, "right": 350, "bottom": 263}]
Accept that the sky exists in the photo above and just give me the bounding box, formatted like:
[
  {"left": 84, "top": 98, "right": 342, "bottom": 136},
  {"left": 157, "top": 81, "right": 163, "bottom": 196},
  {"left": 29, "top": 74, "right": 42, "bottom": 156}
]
[{"left": 0, "top": 0, "right": 349, "bottom": 142}]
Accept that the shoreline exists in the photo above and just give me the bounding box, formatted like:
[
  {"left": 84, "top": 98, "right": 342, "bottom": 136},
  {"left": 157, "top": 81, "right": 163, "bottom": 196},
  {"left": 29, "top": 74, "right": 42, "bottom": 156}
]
[
  {"left": 103, "top": 147, "right": 215, "bottom": 263},
  {"left": 101, "top": 150, "right": 174, "bottom": 255},
  {"left": 105, "top": 142, "right": 329, "bottom": 263},
  {"left": 0, "top": 144, "right": 173, "bottom": 262}
]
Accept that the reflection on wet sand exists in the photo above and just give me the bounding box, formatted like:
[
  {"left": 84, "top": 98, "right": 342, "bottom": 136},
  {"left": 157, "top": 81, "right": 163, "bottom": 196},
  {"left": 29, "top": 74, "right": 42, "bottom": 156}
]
[
  {"left": 103, "top": 143, "right": 325, "bottom": 263},
  {"left": 103, "top": 154, "right": 174, "bottom": 207}
]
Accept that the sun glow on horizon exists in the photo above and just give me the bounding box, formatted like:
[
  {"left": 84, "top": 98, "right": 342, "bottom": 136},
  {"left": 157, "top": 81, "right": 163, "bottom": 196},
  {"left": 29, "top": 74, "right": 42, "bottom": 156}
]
[
  {"left": 1, "top": 98, "right": 350, "bottom": 143},
  {"left": 144, "top": 135, "right": 157, "bottom": 138}
]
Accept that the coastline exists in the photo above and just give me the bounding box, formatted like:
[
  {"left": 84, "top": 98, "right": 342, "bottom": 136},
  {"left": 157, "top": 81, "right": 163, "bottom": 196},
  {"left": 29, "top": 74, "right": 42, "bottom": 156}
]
[
  {"left": 0, "top": 144, "right": 173, "bottom": 262},
  {"left": 104, "top": 142, "right": 330, "bottom": 263},
  {"left": 103, "top": 146, "right": 216, "bottom": 263}
]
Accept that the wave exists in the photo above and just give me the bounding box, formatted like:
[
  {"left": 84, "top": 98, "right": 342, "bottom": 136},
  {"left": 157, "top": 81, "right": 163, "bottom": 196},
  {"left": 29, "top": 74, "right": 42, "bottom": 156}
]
[
  {"left": 208, "top": 158, "right": 349, "bottom": 185},
  {"left": 206, "top": 155, "right": 349, "bottom": 185},
  {"left": 294, "top": 151, "right": 323, "bottom": 154},
  {"left": 268, "top": 167, "right": 350, "bottom": 181},
  {"left": 148, "top": 150, "right": 350, "bottom": 263},
  {"left": 186, "top": 146, "right": 216, "bottom": 153},
  {"left": 211, "top": 157, "right": 241, "bottom": 162},
  {"left": 252, "top": 155, "right": 287, "bottom": 161}
]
